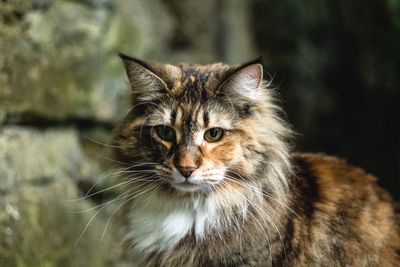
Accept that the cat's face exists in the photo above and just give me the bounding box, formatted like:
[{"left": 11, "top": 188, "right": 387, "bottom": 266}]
[{"left": 114, "top": 54, "right": 290, "bottom": 196}]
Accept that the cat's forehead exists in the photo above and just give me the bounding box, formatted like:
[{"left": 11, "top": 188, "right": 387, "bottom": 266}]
[
  {"left": 149, "top": 92, "right": 236, "bottom": 132},
  {"left": 158, "top": 62, "right": 237, "bottom": 96},
  {"left": 145, "top": 63, "right": 243, "bottom": 129}
]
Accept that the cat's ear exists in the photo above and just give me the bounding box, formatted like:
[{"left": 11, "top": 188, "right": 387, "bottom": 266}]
[
  {"left": 218, "top": 58, "right": 263, "bottom": 101},
  {"left": 119, "top": 53, "right": 168, "bottom": 100}
]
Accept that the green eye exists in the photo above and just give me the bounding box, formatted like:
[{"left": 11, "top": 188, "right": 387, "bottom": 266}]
[
  {"left": 204, "top": 128, "right": 224, "bottom": 142},
  {"left": 155, "top": 125, "right": 175, "bottom": 142}
]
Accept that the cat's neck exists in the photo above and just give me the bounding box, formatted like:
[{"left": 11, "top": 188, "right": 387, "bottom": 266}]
[{"left": 125, "top": 183, "right": 289, "bottom": 254}]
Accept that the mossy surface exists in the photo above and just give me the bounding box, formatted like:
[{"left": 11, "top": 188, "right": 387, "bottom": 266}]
[
  {"left": 0, "top": 1, "right": 255, "bottom": 266},
  {"left": 0, "top": 127, "right": 122, "bottom": 266},
  {"left": 0, "top": 184, "right": 120, "bottom": 267}
]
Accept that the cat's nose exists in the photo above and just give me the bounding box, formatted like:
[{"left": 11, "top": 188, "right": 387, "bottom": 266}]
[{"left": 176, "top": 166, "right": 197, "bottom": 178}]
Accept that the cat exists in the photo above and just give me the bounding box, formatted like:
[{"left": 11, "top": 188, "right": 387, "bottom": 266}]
[{"left": 112, "top": 53, "right": 400, "bottom": 266}]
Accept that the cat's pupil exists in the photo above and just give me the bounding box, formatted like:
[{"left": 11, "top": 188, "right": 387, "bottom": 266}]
[
  {"left": 204, "top": 127, "right": 223, "bottom": 142},
  {"left": 156, "top": 125, "right": 175, "bottom": 141}
]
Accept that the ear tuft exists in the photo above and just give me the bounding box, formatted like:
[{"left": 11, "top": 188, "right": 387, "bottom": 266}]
[
  {"left": 219, "top": 63, "right": 264, "bottom": 101},
  {"left": 119, "top": 53, "right": 168, "bottom": 100}
]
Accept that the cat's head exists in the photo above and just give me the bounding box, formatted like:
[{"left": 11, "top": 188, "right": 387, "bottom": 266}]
[{"left": 113, "top": 54, "right": 292, "bottom": 198}]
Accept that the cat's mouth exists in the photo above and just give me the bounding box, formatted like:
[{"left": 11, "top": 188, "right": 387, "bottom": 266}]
[{"left": 168, "top": 168, "right": 225, "bottom": 193}]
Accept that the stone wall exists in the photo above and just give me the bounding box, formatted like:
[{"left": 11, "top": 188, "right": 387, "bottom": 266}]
[{"left": 0, "top": 0, "right": 255, "bottom": 265}]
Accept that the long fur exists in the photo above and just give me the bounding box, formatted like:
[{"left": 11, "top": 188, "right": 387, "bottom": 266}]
[{"left": 113, "top": 57, "right": 400, "bottom": 266}]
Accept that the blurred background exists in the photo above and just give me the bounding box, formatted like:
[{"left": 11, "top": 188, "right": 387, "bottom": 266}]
[{"left": 1, "top": 0, "right": 399, "bottom": 266}]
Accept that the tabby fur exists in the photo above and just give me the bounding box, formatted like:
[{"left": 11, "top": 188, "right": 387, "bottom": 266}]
[{"left": 112, "top": 53, "right": 400, "bottom": 266}]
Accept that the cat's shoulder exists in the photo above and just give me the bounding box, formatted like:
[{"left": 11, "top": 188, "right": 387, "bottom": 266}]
[
  {"left": 289, "top": 153, "right": 400, "bottom": 265},
  {"left": 290, "top": 152, "right": 392, "bottom": 201},
  {"left": 292, "top": 152, "right": 377, "bottom": 184}
]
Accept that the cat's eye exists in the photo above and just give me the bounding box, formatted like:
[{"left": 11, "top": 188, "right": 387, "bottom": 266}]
[
  {"left": 204, "top": 128, "right": 224, "bottom": 142},
  {"left": 155, "top": 125, "right": 175, "bottom": 142}
]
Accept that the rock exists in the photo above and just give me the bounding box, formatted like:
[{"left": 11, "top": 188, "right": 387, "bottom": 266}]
[
  {"left": 0, "top": 127, "right": 83, "bottom": 191},
  {"left": 0, "top": 0, "right": 169, "bottom": 123},
  {"left": 0, "top": 126, "right": 121, "bottom": 266}
]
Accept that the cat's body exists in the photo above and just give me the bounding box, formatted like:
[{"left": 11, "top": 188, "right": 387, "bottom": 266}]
[{"left": 113, "top": 54, "right": 400, "bottom": 266}]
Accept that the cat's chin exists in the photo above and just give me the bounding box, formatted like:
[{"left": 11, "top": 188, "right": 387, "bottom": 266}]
[
  {"left": 171, "top": 182, "right": 203, "bottom": 193},
  {"left": 170, "top": 180, "right": 220, "bottom": 194}
]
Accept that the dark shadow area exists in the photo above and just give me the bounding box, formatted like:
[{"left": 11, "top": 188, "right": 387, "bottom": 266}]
[{"left": 252, "top": 0, "right": 400, "bottom": 201}]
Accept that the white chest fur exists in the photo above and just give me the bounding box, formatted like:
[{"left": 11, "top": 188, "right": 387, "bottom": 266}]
[{"left": 125, "top": 196, "right": 221, "bottom": 252}]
